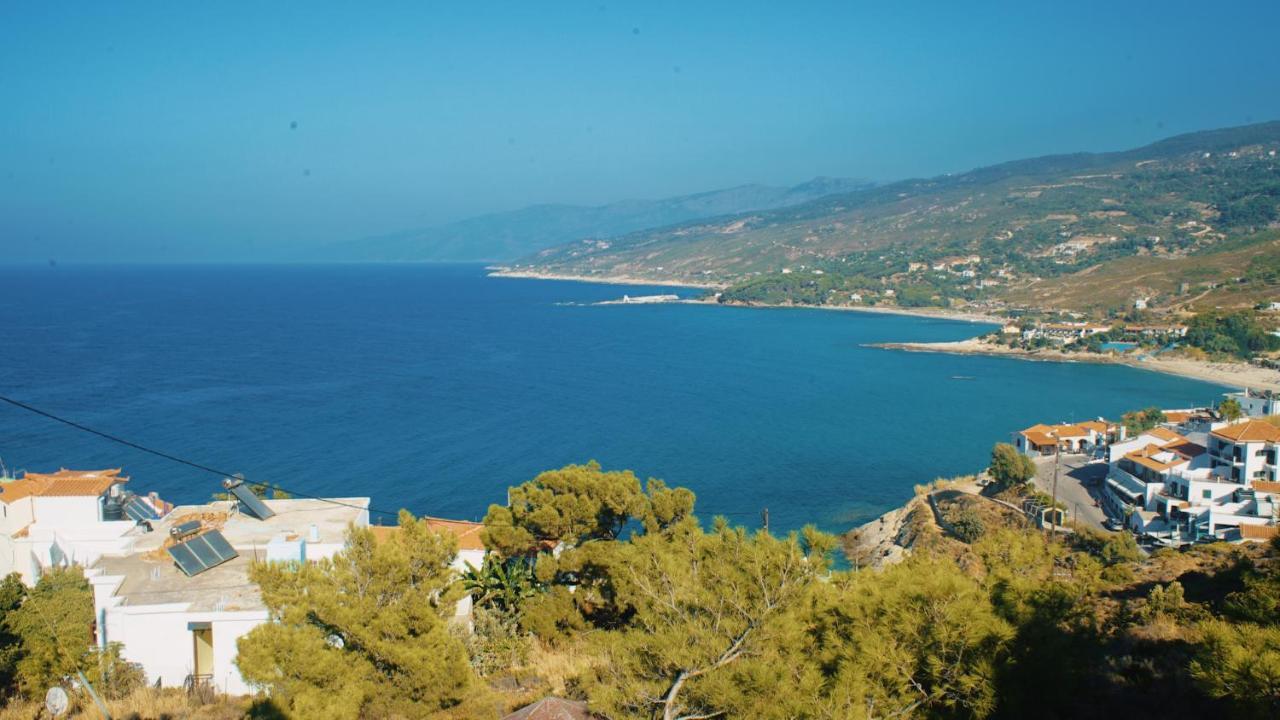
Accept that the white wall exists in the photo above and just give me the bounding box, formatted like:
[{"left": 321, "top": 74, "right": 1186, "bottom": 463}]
[
  {"left": 102, "top": 604, "right": 268, "bottom": 695},
  {"left": 32, "top": 495, "right": 102, "bottom": 527},
  {"left": 0, "top": 498, "right": 35, "bottom": 536}
]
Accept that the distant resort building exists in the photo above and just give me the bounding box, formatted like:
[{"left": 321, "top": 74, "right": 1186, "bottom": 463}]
[
  {"left": 1102, "top": 415, "right": 1280, "bottom": 545},
  {"left": 1015, "top": 420, "right": 1123, "bottom": 456},
  {"left": 1224, "top": 389, "right": 1280, "bottom": 417}
]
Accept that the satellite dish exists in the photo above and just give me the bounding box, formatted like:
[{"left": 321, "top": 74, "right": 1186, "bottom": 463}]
[{"left": 45, "top": 686, "right": 69, "bottom": 716}]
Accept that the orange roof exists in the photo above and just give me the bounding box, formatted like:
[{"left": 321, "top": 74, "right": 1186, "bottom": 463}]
[
  {"left": 1020, "top": 422, "right": 1095, "bottom": 445},
  {"left": 1051, "top": 424, "right": 1090, "bottom": 438},
  {"left": 1163, "top": 411, "right": 1192, "bottom": 423},
  {"left": 0, "top": 468, "right": 126, "bottom": 503},
  {"left": 1022, "top": 430, "right": 1056, "bottom": 446},
  {"left": 1146, "top": 427, "right": 1184, "bottom": 443},
  {"left": 1212, "top": 420, "right": 1280, "bottom": 444},
  {"left": 427, "top": 519, "right": 486, "bottom": 551},
  {"left": 1124, "top": 445, "right": 1189, "bottom": 473},
  {"left": 1078, "top": 420, "right": 1111, "bottom": 434},
  {"left": 369, "top": 518, "right": 486, "bottom": 552},
  {"left": 1253, "top": 481, "right": 1280, "bottom": 494}
]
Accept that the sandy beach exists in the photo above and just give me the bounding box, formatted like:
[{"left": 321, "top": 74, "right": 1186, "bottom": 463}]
[
  {"left": 491, "top": 268, "right": 1277, "bottom": 390},
  {"left": 871, "top": 338, "right": 1280, "bottom": 392},
  {"left": 711, "top": 299, "right": 1004, "bottom": 324}
]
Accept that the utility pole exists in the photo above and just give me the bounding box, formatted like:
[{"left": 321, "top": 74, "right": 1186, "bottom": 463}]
[
  {"left": 762, "top": 507, "right": 769, "bottom": 534},
  {"left": 1050, "top": 442, "right": 1061, "bottom": 538}
]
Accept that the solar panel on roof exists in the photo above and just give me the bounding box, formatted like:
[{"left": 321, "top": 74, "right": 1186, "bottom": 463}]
[
  {"left": 224, "top": 478, "right": 275, "bottom": 520},
  {"left": 170, "top": 520, "right": 202, "bottom": 541},
  {"left": 167, "top": 530, "right": 239, "bottom": 577},
  {"left": 168, "top": 542, "right": 203, "bottom": 576},
  {"left": 124, "top": 496, "right": 159, "bottom": 522}
]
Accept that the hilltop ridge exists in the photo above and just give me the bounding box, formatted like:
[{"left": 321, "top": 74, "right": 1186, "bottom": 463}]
[
  {"left": 321, "top": 177, "right": 872, "bottom": 263},
  {"left": 505, "top": 121, "right": 1280, "bottom": 316}
]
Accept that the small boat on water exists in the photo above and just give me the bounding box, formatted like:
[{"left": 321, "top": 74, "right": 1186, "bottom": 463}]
[{"left": 951, "top": 375, "right": 976, "bottom": 380}]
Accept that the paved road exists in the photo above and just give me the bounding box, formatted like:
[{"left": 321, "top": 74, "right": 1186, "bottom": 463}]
[{"left": 1030, "top": 453, "right": 1109, "bottom": 531}]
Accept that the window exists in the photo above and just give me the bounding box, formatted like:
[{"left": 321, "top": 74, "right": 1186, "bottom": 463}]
[{"left": 1202, "top": 489, "right": 1212, "bottom": 500}]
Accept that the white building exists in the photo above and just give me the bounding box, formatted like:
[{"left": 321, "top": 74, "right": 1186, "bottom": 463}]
[
  {"left": 85, "top": 492, "right": 489, "bottom": 695},
  {"left": 1207, "top": 420, "right": 1279, "bottom": 484},
  {"left": 1015, "top": 420, "right": 1121, "bottom": 456},
  {"left": 1224, "top": 390, "right": 1280, "bottom": 418},
  {"left": 90, "top": 496, "right": 371, "bottom": 695},
  {"left": 1103, "top": 421, "right": 1280, "bottom": 543},
  {"left": 0, "top": 469, "right": 142, "bottom": 585}
]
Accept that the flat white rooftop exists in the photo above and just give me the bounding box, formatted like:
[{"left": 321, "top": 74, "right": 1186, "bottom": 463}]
[
  {"left": 126, "top": 497, "right": 370, "bottom": 553},
  {"left": 95, "top": 497, "right": 370, "bottom": 612}
]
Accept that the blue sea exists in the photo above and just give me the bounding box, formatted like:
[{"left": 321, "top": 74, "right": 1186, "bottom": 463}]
[{"left": 0, "top": 264, "right": 1227, "bottom": 533}]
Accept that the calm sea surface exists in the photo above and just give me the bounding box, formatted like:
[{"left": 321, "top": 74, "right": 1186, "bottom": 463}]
[{"left": 0, "top": 264, "right": 1227, "bottom": 532}]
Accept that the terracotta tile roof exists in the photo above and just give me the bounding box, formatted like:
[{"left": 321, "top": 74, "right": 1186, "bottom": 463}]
[
  {"left": 0, "top": 468, "right": 126, "bottom": 504},
  {"left": 1051, "top": 424, "right": 1090, "bottom": 438},
  {"left": 369, "top": 518, "right": 486, "bottom": 552},
  {"left": 503, "top": 698, "right": 596, "bottom": 720},
  {"left": 427, "top": 519, "right": 486, "bottom": 551},
  {"left": 1019, "top": 432, "right": 1051, "bottom": 447},
  {"left": 1019, "top": 422, "right": 1092, "bottom": 444},
  {"left": 1146, "top": 427, "right": 1184, "bottom": 443},
  {"left": 1078, "top": 420, "right": 1111, "bottom": 434},
  {"left": 1125, "top": 445, "right": 1189, "bottom": 473},
  {"left": 1253, "top": 481, "right": 1280, "bottom": 494},
  {"left": 1163, "top": 411, "right": 1192, "bottom": 423},
  {"left": 1212, "top": 420, "right": 1280, "bottom": 444}
]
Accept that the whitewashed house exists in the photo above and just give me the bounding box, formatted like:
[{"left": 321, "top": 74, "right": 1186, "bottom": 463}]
[
  {"left": 1103, "top": 421, "right": 1280, "bottom": 543},
  {"left": 1016, "top": 420, "right": 1120, "bottom": 456},
  {"left": 0, "top": 469, "right": 142, "bottom": 585},
  {"left": 1224, "top": 389, "right": 1280, "bottom": 418},
  {"left": 87, "top": 489, "right": 491, "bottom": 694},
  {"left": 89, "top": 495, "right": 371, "bottom": 695}
]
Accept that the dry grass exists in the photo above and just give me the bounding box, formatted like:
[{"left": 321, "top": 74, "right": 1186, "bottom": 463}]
[
  {"left": 0, "top": 687, "right": 256, "bottom": 720},
  {"left": 518, "top": 640, "right": 604, "bottom": 698}
]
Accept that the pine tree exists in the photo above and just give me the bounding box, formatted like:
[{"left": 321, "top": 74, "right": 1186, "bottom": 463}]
[{"left": 236, "top": 511, "right": 474, "bottom": 719}]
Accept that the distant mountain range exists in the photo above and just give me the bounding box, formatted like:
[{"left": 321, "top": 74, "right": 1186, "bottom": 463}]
[
  {"left": 322, "top": 177, "right": 873, "bottom": 263},
  {"left": 510, "top": 121, "right": 1280, "bottom": 314}
]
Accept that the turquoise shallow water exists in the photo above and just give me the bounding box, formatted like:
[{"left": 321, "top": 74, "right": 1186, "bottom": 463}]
[{"left": 0, "top": 264, "right": 1228, "bottom": 533}]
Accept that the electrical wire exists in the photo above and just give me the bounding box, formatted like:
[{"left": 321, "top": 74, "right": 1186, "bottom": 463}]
[{"left": 0, "top": 393, "right": 766, "bottom": 534}]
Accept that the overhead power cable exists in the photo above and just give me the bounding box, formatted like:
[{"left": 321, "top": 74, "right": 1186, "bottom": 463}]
[{"left": 0, "top": 393, "right": 764, "bottom": 533}]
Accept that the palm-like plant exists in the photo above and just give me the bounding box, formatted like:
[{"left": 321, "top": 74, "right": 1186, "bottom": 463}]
[{"left": 461, "top": 555, "right": 538, "bottom": 613}]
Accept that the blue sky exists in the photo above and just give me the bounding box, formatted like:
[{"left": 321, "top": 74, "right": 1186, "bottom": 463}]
[{"left": 3, "top": 1, "right": 1279, "bottom": 261}]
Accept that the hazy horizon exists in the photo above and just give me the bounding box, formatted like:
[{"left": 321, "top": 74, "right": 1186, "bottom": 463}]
[{"left": 4, "top": 1, "right": 1280, "bottom": 263}]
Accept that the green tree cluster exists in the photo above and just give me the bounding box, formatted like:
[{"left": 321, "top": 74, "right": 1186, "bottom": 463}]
[
  {"left": 0, "top": 568, "right": 142, "bottom": 707},
  {"left": 236, "top": 511, "right": 473, "bottom": 719},
  {"left": 988, "top": 443, "right": 1036, "bottom": 488},
  {"left": 1185, "top": 311, "right": 1280, "bottom": 360},
  {"left": 1122, "top": 406, "right": 1167, "bottom": 435},
  {"left": 230, "top": 462, "right": 1280, "bottom": 719}
]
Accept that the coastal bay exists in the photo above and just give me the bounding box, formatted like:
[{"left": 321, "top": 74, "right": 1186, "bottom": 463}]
[{"left": 0, "top": 263, "right": 1229, "bottom": 535}]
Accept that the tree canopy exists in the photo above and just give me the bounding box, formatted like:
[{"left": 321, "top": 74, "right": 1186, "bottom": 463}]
[
  {"left": 988, "top": 443, "right": 1036, "bottom": 487},
  {"left": 236, "top": 511, "right": 473, "bottom": 719}
]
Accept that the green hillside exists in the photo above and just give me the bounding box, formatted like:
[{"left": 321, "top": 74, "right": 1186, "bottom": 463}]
[{"left": 511, "top": 122, "right": 1280, "bottom": 315}]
